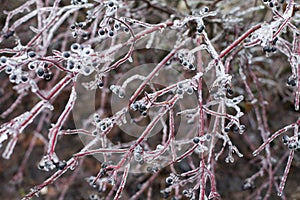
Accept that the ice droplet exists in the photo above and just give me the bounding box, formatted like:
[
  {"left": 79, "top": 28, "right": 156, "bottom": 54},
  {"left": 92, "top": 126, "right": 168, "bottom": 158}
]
[
  {"left": 30, "top": 80, "right": 39, "bottom": 93},
  {"left": 70, "top": 159, "right": 79, "bottom": 170},
  {"left": 128, "top": 56, "right": 133, "bottom": 63}
]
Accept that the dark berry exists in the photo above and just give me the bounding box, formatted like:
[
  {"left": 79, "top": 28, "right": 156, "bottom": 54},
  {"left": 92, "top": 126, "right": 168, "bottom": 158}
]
[
  {"left": 70, "top": 24, "right": 76, "bottom": 29},
  {"left": 224, "top": 127, "right": 230, "bottom": 132},
  {"left": 84, "top": 49, "right": 90, "bottom": 55},
  {"left": 78, "top": 22, "right": 84, "bottom": 28},
  {"left": 101, "top": 162, "right": 107, "bottom": 168},
  {"left": 141, "top": 111, "right": 147, "bottom": 116},
  {"left": 37, "top": 68, "right": 44, "bottom": 77},
  {"left": 84, "top": 67, "right": 91, "bottom": 74},
  {"left": 98, "top": 82, "right": 104, "bottom": 88},
  {"left": 98, "top": 29, "right": 105, "bottom": 36},
  {"left": 114, "top": 23, "right": 120, "bottom": 29},
  {"left": 28, "top": 51, "right": 36, "bottom": 58},
  {"left": 287, "top": 78, "right": 296, "bottom": 87},
  {"left": 131, "top": 102, "right": 139, "bottom": 111},
  {"left": 166, "top": 59, "right": 172, "bottom": 65},
  {"left": 28, "top": 63, "right": 36, "bottom": 70},
  {"left": 5, "top": 66, "right": 12, "bottom": 73},
  {"left": 1, "top": 56, "right": 7, "bottom": 64},
  {"left": 38, "top": 163, "right": 45, "bottom": 169},
  {"left": 108, "top": 31, "right": 114, "bottom": 37},
  {"left": 193, "top": 137, "right": 200, "bottom": 144},
  {"left": 197, "top": 25, "right": 205, "bottom": 34},
  {"left": 239, "top": 125, "right": 246, "bottom": 132},
  {"left": 62, "top": 52, "right": 70, "bottom": 58},
  {"left": 282, "top": 135, "right": 289, "bottom": 144},
  {"left": 71, "top": 43, "right": 80, "bottom": 50},
  {"left": 288, "top": 143, "right": 296, "bottom": 149},
  {"left": 203, "top": 7, "right": 209, "bottom": 12},
  {"left": 233, "top": 126, "right": 239, "bottom": 133},
  {"left": 3, "top": 30, "right": 14, "bottom": 39},
  {"left": 44, "top": 72, "right": 53, "bottom": 81},
  {"left": 108, "top": 1, "right": 114, "bottom": 7},
  {"left": 263, "top": 46, "right": 271, "bottom": 52},
  {"left": 188, "top": 63, "right": 195, "bottom": 70},
  {"left": 123, "top": 27, "right": 129, "bottom": 33},
  {"left": 177, "top": 88, "right": 184, "bottom": 95},
  {"left": 82, "top": 32, "right": 89, "bottom": 39},
  {"left": 273, "top": 37, "right": 278, "bottom": 45},
  {"left": 10, "top": 74, "right": 17, "bottom": 81},
  {"left": 182, "top": 61, "right": 189, "bottom": 67},
  {"left": 57, "top": 161, "right": 67, "bottom": 170},
  {"left": 72, "top": 32, "right": 78, "bottom": 38},
  {"left": 21, "top": 76, "right": 28, "bottom": 82},
  {"left": 227, "top": 88, "right": 234, "bottom": 95},
  {"left": 183, "top": 190, "right": 188, "bottom": 195},
  {"left": 166, "top": 177, "right": 173, "bottom": 184},
  {"left": 139, "top": 104, "right": 147, "bottom": 111}
]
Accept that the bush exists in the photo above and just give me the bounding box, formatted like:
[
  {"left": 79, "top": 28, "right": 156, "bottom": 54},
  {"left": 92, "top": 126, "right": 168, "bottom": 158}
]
[{"left": 0, "top": 0, "right": 300, "bottom": 199}]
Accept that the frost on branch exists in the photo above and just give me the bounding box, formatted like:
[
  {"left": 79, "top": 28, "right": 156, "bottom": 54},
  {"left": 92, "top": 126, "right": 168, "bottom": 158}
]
[{"left": 1, "top": 0, "right": 300, "bottom": 200}]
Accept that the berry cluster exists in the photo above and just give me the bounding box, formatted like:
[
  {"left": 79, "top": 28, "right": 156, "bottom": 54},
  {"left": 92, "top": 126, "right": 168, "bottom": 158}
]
[
  {"left": 71, "top": 0, "right": 88, "bottom": 5},
  {"left": 192, "top": 134, "right": 211, "bottom": 153},
  {"left": 29, "top": 62, "right": 53, "bottom": 81},
  {"left": 176, "top": 82, "right": 194, "bottom": 96},
  {"left": 146, "top": 166, "right": 159, "bottom": 173},
  {"left": 94, "top": 114, "right": 113, "bottom": 132},
  {"left": 192, "top": 134, "right": 211, "bottom": 144},
  {"left": 104, "top": 1, "right": 119, "bottom": 16},
  {"left": 224, "top": 124, "right": 246, "bottom": 134},
  {"left": 1, "top": 56, "right": 30, "bottom": 84},
  {"left": 262, "top": 37, "right": 278, "bottom": 53},
  {"left": 110, "top": 85, "right": 125, "bottom": 98},
  {"left": 86, "top": 175, "right": 113, "bottom": 193},
  {"left": 130, "top": 101, "right": 148, "bottom": 116},
  {"left": 165, "top": 173, "right": 178, "bottom": 185},
  {"left": 196, "top": 25, "right": 205, "bottom": 34},
  {"left": 62, "top": 43, "right": 96, "bottom": 76},
  {"left": 2, "top": 51, "right": 53, "bottom": 84},
  {"left": 262, "top": 0, "right": 281, "bottom": 8},
  {"left": 182, "top": 189, "right": 194, "bottom": 198},
  {"left": 98, "top": 27, "right": 115, "bottom": 38},
  {"left": 38, "top": 155, "right": 66, "bottom": 172},
  {"left": 242, "top": 178, "right": 255, "bottom": 190},
  {"left": 177, "top": 51, "right": 196, "bottom": 71},
  {"left": 287, "top": 75, "right": 297, "bottom": 87},
  {"left": 133, "top": 145, "right": 144, "bottom": 163},
  {"left": 98, "top": 20, "right": 130, "bottom": 39},
  {"left": 96, "top": 1, "right": 127, "bottom": 39},
  {"left": 282, "top": 135, "right": 300, "bottom": 151},
  {"left": 70, "top": 22, "right": 89, "bottom": 39}
]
